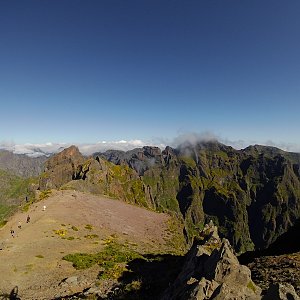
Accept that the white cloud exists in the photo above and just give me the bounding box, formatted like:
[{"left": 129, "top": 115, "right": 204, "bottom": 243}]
[
  {"left": 79, "top": 140, "right": 140, "bottom": 155},
  {"left": 171, "top": 131, "right": 218, "bottom": 148},
  {"left": 0, "top": 139, "right": 167, "bottom": 157},
  {"left": 0, "top": 133, "right": 299, "bottom": 157},
  {"left": 0, "top": 142, "right": 69, "bottom": 157}
]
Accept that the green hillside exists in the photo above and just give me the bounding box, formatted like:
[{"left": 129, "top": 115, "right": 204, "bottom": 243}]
[{"left": 0, "top": 169, "right": 36, "bottom": 226}]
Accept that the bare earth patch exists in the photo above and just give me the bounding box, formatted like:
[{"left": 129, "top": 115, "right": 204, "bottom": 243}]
[{"left": 0, "top": 190, "right": 171, "bottom": 299}]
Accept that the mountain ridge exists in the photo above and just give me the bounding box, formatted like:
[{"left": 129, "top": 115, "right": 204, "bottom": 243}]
[{"left": 36, "top": 141, "right": 300, "bottom": 254}]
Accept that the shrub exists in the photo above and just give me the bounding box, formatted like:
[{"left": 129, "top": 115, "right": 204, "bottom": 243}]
[
  {"left": 63, "top": 240, "right": 144, "bottom": 279},
  {"left": 85, "top": 224, "right": 93, "bottom": 231},
  {"left": 71, "top": 225, "right": 79, "bottom": 231}
]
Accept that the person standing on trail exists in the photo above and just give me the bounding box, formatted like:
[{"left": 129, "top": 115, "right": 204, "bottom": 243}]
[
  {"left": 18, "top": 221, "right": 22, "bottom": 229},
  {"left": 26, "top": 215, "right": 30, "bottom": 223}
]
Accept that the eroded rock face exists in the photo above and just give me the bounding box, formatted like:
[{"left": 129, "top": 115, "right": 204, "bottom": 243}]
[
  {"left": 98, "top": 146, "right": 164, "bottom": 175},
  {"left": 161, "top": 222, "right": 262, "bottom": 300},
  {"left": 161, "top": 222, "right": 300, "bottom": 299},
  {"left": 39, "top": 146, "right": 85, "bottom": 189}
]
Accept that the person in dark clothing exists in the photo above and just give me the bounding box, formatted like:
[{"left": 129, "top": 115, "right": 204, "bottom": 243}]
[{"left": 26, "top": 215, "right": 31, "bottom": 223}]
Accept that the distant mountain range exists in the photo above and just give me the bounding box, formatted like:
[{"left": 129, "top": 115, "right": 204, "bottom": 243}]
[
  {"left": 2, "top": 140, "right": 300, "bottom": 254},
  {"left": 35, "top": 141, "right": 300, "bottom": 254},
  {"left": 1, "top": 141, "right": 300, "bottom": 298},
  {"left": 0, "top": 149, "right": 47, "bottom": 178}
]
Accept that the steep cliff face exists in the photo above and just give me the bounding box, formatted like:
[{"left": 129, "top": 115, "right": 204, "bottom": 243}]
[
  {"left": 39, "top": 146, "right": 85, "bottom": 190},
  {"left": 38, "top": 142, "right": 300, "bottom": 253}
]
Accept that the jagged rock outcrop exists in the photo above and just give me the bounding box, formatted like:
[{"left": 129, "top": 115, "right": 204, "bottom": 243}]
[
  {"left": 98, "top": 146, "right": 164, "bottom": 175},
  {"left": 161, "top": 221, "right": 262, "bottom": 299},
  {"left": 161, "top": 222, "right": 299, "bottom": 300},
  {"left": 39, "top": 146, "right": 85, "bottom": 190}
]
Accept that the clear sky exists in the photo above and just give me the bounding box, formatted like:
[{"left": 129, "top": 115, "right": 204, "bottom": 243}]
[{"left": 0, "top": 1, "right": 300, "bottom": 151}]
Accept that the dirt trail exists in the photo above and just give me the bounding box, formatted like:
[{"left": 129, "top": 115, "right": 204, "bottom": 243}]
[{"left": 0, "top": 190, "right": 171, "bottom": 299}]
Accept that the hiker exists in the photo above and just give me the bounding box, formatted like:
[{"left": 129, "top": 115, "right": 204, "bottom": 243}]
[
  {"left": 25, "top": 196, "right": 28, "bottom": 202},
  {"left": 26, "top": 215, "right": 30, "bottom": 223},
  {"left": 43, "top": 205, "right": 46, "bottom": 211},
  {"left": 18, "top": 221, "right": 22, "bottom": 229}
]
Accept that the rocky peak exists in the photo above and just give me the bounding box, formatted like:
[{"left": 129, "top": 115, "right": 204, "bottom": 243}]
[
  {"left": 98, "top": 146, "right": 164, "bottom": 175},
  {"left": 39, "top": 146, "right": 85, "bottom": 190},
  {"left": 143, "top": 146, "right": 162, "bottom": 157},
  {"left": 61, "top": 145, "right": 81, "bottom": 157},
  {"left": 161, "top": 221, "right": 262, "bottom": 299},
  {"left": 44, "top": 145, "right": 83, "bottom": 170},
  {"left": 161, "top": 222, "right": 299, "bottom": 300}
]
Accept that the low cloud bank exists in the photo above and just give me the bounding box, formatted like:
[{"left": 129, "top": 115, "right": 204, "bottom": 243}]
[
  {"left": 171, "top": 132, "right": 300, "bottom": 153},
  {"left": 0, "top": 133, "right": 299, "bottom": 157},
  {"left": 0, "top": 140, "right": 167, "bottom": 157}
]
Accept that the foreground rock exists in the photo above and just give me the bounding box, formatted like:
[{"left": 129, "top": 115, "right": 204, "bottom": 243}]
[
  {"left": 161, "top": 221, "right": 262, "bottom": 299},
  {"left": 262, "top": 283, "right": 299, "bottom": 300},
  {"left": 248, "top": 253, "right": 300, "bottom": 296},
  {"left": 161, "top": 222, "right": 299, "bottom": 300}
]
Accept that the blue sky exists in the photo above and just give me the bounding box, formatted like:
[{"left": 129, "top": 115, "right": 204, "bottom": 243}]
[{"left": 0, "top": 1, "right": 300, "bottom": 151}]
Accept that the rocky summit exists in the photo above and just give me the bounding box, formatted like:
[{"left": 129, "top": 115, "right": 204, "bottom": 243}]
[{"left": 161, "top": 221, "right": 299, "bottom": 300}]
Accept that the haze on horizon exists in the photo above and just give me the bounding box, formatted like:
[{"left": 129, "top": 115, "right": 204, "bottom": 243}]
[
  {"left": 0, "top": 1, "right": 299, "bottom": 150},
  {"left": 1, "top": 132, "right": 300, "bottom": 157}
]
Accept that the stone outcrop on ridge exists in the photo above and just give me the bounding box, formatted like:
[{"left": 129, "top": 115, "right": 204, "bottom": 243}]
[{"left": 161, "top": 222, "right": 299, "bottom": 300}]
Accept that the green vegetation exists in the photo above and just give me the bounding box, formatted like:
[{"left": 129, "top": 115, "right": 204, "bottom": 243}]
[
  {"left": 164, "top": 218, "right": 187, "bottom": 254},
  {"left": 0, "top": 169, "right": 33, "bottom": 200},
  {"left": 39, "top": 189, "right": 52, "bottom": 200},
  {"left": 0, "top": 204, "right": 14, "bottom": 227},
  {"left": 63, "top": 240, "right": 144, "bottom": 279},
  {"left": 22, "top": 200, "right": 33, "bottom": 212},
  {"left": 85, "top": 224, "right": 93, "bottom": 231},
  {"left": 35, "top": 255, "right": 44, "bottom": 258},
  {"left": 84, "top": 234, "right": 99, "bottom": 239},
  {"left": 71, "top": 225, "right": 79, "bottom": 231},
  {"left": 0, "top": 169, "right": 37, "bottom": 225},
  {"left": 53, "top": 229, "right": 67, "bottom": 237},
  {"left": 247, "top": 280, "right": 256, "bottom": 293}
]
